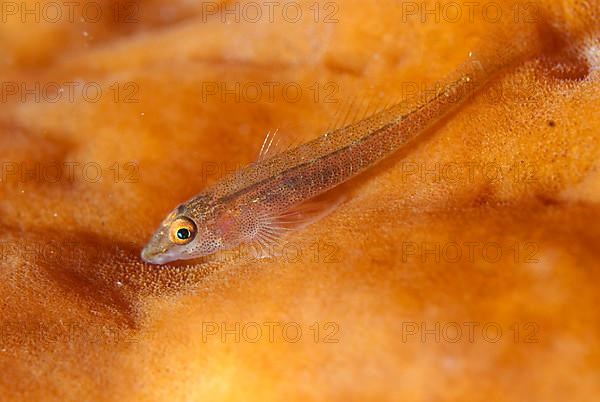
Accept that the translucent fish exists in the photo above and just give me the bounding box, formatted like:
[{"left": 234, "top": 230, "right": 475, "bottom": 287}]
[{"left": 141, "top": 35, "right": 540, "bottom": 264}]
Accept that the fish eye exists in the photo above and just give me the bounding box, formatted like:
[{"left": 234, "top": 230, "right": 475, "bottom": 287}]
[
  {"left": 168, "top": 217, "right": 196, "bottom": 245},
  {"left": 177, "top": 228, "right": 190, "bottom": 240}
]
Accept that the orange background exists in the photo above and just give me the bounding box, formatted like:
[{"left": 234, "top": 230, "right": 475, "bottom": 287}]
[{"left": 0, "top": 1, "right": 599, "bottom": 401}]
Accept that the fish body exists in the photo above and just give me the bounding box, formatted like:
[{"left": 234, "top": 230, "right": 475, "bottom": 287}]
[{"left": 141, "top": 55, "right": 498, "bottom": 264}]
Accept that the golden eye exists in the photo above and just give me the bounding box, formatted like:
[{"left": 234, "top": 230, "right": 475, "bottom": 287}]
[{"left": 168, "top": 217, "right": 196, "bottom": 245}]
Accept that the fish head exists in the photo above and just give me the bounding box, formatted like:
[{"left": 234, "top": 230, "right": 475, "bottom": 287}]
[{"left": 141, "top": 197, "right": 235, "bottom": 264}]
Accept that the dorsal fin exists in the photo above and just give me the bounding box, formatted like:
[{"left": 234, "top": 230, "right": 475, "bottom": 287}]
[
  {"left": 256, "top": 128, "right": 306, "bottom": 162},
  {"left": 257, "top": 128, "right": 281, "bottom": 161}
]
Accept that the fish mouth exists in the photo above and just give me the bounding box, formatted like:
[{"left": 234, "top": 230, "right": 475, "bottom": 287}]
[{"left": 141, "top": 245, "right": 176, "bottom": 265}]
